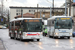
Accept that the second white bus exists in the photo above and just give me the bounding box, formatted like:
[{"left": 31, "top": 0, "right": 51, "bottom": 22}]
[{"left": 47, "top": 16, "right": 73, "bottom": 39}]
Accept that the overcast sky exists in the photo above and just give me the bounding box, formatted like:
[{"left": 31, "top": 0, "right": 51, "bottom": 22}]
[{"left": 2, "top": 0, "right": 65, "bottom": 8}]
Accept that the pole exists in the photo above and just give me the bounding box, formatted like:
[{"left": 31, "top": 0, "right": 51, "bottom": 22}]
[
  {"left": 1, "top": 0, "right": 3, "bottom": 17},
  {"left": 21, "top": 8, "right": 23, "bottom": 18},
  {"left": 68, "top": 8, "right": 69, "bottom": 16},
  {"left": 37, "top": 4, "right": 38, "bottom": 18},
  {"left": 69, "top": 0, "right": 71, "bottom": 16},
  {"left": 53, "top": 0, "right": 54, "bottom": 16},
  {"left": 8, "top": 10, "right": 9, "bottom": 23},
  {"left": 8, "top": 10, "right": 9, "bottom": 28},
  {"left": 50, "top": 7, "right": 52, "bottom": 18},
  {"left": 40, "top": 11, "right": 41, "bottom": 18},
  {"left": 65, "top": 0, "right": 67, "bottom": 16}
]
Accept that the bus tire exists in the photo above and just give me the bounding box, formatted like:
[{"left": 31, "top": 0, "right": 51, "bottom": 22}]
[
  {"left": 53, "top": 37, "right": 58, "bottom": 39},
  {"left": 10, "top": 34, "right": 14, "bottom": 39},
  {"left": 49, "top": 35, "right": 51, "bottom": 38},
  {"left": 10, "top": 36, "right": 14, "bottom": 39},
  {"left": 68, "top": 37, "right": 70, "bottom": 39},
  {"left": 20, "top": 36, "right": 23, "bottom": 41},
  {"left": 37, "top": 39, "right": 40, "bottom": 41}
]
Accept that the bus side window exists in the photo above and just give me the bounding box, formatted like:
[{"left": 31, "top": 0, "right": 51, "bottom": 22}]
[
  {"left": 11, "top": 22, "right": 13, "bottom": 26},
  {"left": 52, "top": 21, "right": 54, "bottom": 24},
  {"left": 52, "top": 20, "right": 55, "bottom": 25},
  {"left": 15, "top": 22, "right": 20, "bottom": 26}
]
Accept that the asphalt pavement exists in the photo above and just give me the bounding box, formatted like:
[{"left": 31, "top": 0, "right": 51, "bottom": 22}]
[
  {"left": 0, "top": 38, "right": 5, "bottom": 50},
  {"left": 0, "top": 29, "right": 75, "bottom": 50}
]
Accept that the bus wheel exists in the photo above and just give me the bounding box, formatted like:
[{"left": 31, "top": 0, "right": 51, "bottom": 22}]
[
  {"left": 49, "top": 35, "right": 51, "bottom": 38},
  {"left": 49, "top": 35, "right": 52, "bottom": 38},
  {"left": 37, "top": 39, "right": 40, "bottom": 41},
  {"left": 10, "top": 37, "right": 14, "bottom": 39},
  {"left": 10, "top": 34, "right": 14, "bottom": 39},
  {"left": 20, "top": 36, "right": 23, "bottom": 41},
  {"left": 68, "top": 37, "right": 70, "bottom": 39}
]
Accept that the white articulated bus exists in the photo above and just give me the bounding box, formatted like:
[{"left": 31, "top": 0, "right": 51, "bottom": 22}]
[
  {"left": 47, "top": 16, "right": 73, "bottom": 39},
  {"left": 9, "top": 18, "right": 42, "bottom": 41}
]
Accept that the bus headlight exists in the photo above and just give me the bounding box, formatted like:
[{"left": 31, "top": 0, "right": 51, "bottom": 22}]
[
  {"left": 25, "top": 34, "right": 27, "bottom": 37},
  {"left": 41, "top": 32, "right": 43, "bottom": 34},
  {"left": 70, "top": 33, "right": 72, "bottom": 35},
  {"left": 55, "top": 33, "right": 58, "bottom": 35}
]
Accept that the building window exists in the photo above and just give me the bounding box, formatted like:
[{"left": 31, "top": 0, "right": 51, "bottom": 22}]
[
  {"left": 29, "top": 10, "right": 35, "bottom": 12},
  {"left": 29, "top": 10, "right": 31, "bottom": 12},
  {"left": 19, "top": 13, "right": 20, "bottom": 15},
  {"left": 34, "top": 10, "right": 35, "bottom": 12},
  {"left": 16, "top": 10, "right": 18, "bottom": 12},
  {"left": 16, "top": 13, "right": 18, "bottom": 15},
  {"left": 19, "top": 10, "right": 21, "bottom": 12},
  {"left": 16, "top": 9, "right": 21, "bottom": 12}
]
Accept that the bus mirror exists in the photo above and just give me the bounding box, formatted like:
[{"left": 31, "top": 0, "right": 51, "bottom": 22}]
[
  {"left": 54, "top": 20, "right": 56, "bottom": 21},
  {"left": 44, "top": 28, "right": 45, "bottom": 30},
  {"left": 21, "top": 22, "right": 23, "bottom": 25},
  {"left": 56, "top": 22, "right": 58, "bottom": 25},
  {"left": 72, "top": 19, "right": 74, "bottom": 25},
  {"left": 42, "top": 22, "right": 44, "bottom": 25},
  {"left": 52, "top": 21, "right": 54, "bottom": 24}
]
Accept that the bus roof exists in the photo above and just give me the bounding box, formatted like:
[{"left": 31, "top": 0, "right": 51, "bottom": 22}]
[
  {"left": 10, "top": 18, "right": 42, "bottom": 22},
  {"left": 48, "top": 16, "right": 72, "bottom": 20}
]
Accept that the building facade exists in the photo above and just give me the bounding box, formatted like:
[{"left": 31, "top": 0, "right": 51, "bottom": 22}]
[{"left": 10, "top": 6, "right": 65, "bottom": 20}]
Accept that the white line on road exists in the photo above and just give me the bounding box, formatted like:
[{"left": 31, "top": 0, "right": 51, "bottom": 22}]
[{"left": 30, "top": 42, "right": 45, "bottom": 50}]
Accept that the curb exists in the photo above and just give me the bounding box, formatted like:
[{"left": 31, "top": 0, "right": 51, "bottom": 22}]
[{"left": 0, "top": 38, "right": 6, "bottom": 50}]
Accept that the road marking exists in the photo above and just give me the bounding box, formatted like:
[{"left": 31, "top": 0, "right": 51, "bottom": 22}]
[{"left": 30, "top": 42, "right": 45, "bottom": 50}]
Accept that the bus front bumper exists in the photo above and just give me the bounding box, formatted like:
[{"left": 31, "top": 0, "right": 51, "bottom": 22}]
[{"left": 22, "top": 35, "right": 42, "bottom": 39}]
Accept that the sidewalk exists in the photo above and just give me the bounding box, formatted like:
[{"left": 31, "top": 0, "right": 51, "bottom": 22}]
[{"left": 0, "top": 39, "right": 6, "bottom": 50}]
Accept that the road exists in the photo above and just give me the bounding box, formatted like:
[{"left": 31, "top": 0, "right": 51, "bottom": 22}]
[{"left": 0, "top": 29, "right": 75, "bottom": 50}]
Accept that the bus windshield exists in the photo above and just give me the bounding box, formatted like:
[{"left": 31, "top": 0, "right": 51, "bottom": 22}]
[
  {"left": 55, "top": 18, "right": 72, "bottom": 29},
  {"left": 23, "top": 22, "right": 42, "bottom": 32}
]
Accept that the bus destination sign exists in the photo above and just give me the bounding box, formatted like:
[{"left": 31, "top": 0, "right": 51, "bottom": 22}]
[
  {"left": 57, "top": 18, "right": 70, "bottom": 20},
  {"left": 25, "top": 20, "right": 40, "bottom": 22}
]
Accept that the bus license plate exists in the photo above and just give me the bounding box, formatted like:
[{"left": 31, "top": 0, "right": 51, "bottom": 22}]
[
  {"left": 62, "top": 35, "right": 66, "bottom": 36},
  {"left": 31, "top": 37, "right": 35, "bottom": 39}
]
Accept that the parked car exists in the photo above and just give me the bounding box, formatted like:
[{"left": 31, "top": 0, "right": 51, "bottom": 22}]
[
  {"left": 72, "top": 31, "right": 75, "bottom": 37},
  {"left": 0, "top": 25, "right": 7, "bottom": 29}
]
